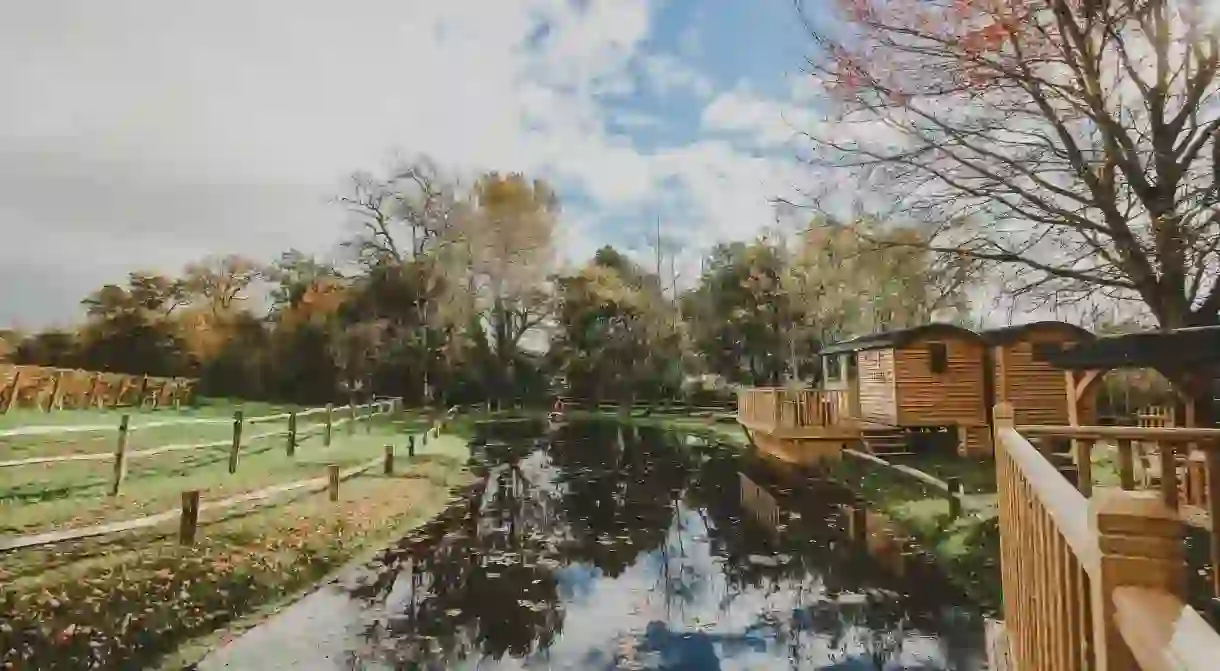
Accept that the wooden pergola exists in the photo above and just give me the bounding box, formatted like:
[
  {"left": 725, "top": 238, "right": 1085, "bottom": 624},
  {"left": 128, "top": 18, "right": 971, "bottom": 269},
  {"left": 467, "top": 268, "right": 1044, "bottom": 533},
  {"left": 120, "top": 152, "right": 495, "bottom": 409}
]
[{"left": 1048, "top": 326, "right": 1220, "bottom": 428}]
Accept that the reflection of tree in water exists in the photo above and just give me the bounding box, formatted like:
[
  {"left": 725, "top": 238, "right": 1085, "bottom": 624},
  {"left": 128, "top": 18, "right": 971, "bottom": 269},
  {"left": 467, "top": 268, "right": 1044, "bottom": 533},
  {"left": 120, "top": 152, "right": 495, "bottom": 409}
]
[
  {"left": 337, "top": 422, "right": 984, "bottom": 670},
  {"left": 548, "top": 423, "right": 690, "bottom": 578},
  {"left": 683, "top": 456, "right": 980, "bottom": 670},
  {"left": 347, "top": 458, "right": 566, "bottom": 668}
]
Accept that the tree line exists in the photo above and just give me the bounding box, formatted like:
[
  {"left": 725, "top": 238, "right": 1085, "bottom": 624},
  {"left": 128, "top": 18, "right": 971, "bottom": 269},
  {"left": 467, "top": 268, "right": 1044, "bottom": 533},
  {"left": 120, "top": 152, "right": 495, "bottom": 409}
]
[{"left": 1, "top": 157, "right": 964, "bottom": 407}]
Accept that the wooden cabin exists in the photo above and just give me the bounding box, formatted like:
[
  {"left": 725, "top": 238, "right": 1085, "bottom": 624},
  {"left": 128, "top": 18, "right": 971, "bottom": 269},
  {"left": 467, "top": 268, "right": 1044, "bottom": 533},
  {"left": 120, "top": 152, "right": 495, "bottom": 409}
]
[
  {"left": 820, "top": 324, "right": 992, "bottom": 455},
  {"left": 980, "top": 321, "right": 1096, "bottom": 427}
]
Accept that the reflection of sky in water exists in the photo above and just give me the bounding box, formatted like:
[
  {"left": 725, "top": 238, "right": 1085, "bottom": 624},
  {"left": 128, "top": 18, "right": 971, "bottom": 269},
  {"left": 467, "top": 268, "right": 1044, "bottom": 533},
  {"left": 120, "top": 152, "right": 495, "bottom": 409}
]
[
  {"left": 202, "top": 425, "right": 985, "bottom": 671},
  {"left": 521, "top": 503, "right": 952, "bottom": 670}
]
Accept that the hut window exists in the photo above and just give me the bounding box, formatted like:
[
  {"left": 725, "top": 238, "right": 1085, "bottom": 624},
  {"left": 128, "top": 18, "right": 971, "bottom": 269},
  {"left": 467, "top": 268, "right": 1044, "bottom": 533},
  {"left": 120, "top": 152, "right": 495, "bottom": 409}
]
[
  {"left": 1032, "top": 342, "right": 1062, "bottom": 361},
  {"left": 928, "top": 343, "right": 948, "bottom": 374},
  {"left": 825, "top": 355, "right": 842, "bottom": 381}
]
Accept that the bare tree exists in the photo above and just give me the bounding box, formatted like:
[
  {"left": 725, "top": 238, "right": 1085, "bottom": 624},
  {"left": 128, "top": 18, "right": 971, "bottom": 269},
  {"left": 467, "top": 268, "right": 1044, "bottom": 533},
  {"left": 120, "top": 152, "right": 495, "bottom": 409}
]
[
  {"left": 798, "top": 0, "right": 1220, "bottom": 328},
  {"left": 798, "top": 0, "right": 1220, "bottom": 417},
  {"left": 338, "top": 155, "right": 467, "bottom": 403},
  {"left": 182, "top": 254, "right": 263, "bottom": 318}
]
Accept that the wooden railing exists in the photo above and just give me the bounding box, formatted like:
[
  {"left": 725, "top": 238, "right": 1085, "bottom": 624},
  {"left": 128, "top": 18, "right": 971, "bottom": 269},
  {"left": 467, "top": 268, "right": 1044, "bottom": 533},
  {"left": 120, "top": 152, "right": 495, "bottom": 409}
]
[
  {"left": 993, "top": 403, "right": 1220, "bottom": 670},
  {"left": 737, "top": 388, "right": 851, "bottom": 429}
]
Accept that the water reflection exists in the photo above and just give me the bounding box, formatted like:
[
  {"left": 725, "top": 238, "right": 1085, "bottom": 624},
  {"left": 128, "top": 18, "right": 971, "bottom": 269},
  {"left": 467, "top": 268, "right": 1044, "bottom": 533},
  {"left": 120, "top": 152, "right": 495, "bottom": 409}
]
[{"left": 331, "top": 421, "right": 986, "bottom": 670}]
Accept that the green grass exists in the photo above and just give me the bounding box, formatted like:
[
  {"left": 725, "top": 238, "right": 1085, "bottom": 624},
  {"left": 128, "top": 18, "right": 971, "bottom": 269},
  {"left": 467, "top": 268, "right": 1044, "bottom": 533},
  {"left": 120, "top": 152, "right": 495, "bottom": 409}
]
[
  {"left": 0, "top": 401, "right": 433, "bottom": 536},
  {"left": 0, "top": 398, "right": 473, "bottom": 671},
  {"left": 827, "top": 454, "right": 1002, "bottom": 612},
  {"left": 0, "top": 451, "right": 472, "bottom": 671}
]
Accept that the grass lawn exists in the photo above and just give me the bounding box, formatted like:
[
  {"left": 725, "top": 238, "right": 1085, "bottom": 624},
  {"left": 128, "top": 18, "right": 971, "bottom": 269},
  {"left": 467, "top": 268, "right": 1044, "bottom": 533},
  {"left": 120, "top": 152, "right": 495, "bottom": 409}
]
[
  {"left": 0, "top": 404, "right": 472, "bottom": 671},
  {"left": 1, "top": 401, "right": 427, "bottom": 536}
]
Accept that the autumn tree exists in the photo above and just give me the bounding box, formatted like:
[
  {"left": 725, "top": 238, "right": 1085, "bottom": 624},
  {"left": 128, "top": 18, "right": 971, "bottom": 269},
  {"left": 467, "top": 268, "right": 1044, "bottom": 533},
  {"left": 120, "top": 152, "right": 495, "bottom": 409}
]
[
  {"left": 76, "top": 272, "right": 192, "bottom": 376},
  {"left": 553, "top": 246, "right": 682, "bottom": 405},
  {"left": 799, "top": 0, "right": 1220, "bottom": 415},
  {"left": 182, "top": 254, "right": 263, "bottom": 318},
  {"left": 786, "top": 218, "right": 973, "bottom": 343},
  {"left": 683, "top": 239, "right": 798, "bottom": 385},
  {"left": 339, "top": 156, "right": 469, "bottom": 402},
  {"left": 462, "top": 172, "right": 559, "bottom": 406}
]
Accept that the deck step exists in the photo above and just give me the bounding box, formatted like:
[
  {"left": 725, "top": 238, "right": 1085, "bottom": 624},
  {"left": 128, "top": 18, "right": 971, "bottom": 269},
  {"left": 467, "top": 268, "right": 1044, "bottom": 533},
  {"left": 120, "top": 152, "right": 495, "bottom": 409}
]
[{"left": 861, "top": 428, "right": 910, "bottom": 455}]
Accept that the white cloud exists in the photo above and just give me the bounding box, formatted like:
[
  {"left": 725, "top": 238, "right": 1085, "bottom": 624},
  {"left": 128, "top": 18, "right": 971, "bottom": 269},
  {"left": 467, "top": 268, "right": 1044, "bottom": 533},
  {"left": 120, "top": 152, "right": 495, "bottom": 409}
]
[
  {"left": 701, "top": 87, "right": 817, "bottom": 148},
  {"left": 639, "top": 52, "right": 714, "bottom": 98},
  {"left": 0, "top": 0, "right": 823, "bottom": 327}
]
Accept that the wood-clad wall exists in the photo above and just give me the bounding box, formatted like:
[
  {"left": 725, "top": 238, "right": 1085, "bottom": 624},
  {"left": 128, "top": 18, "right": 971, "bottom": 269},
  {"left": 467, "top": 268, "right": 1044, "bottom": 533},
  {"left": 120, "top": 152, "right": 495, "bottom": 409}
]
[
  {"left": 857, "top": 349, "right": 897, "bottom": 425},
  {"left": 894, "top": 337, "right": 988, "bottom": 427},
  {"left": 992, "top": 328, "right": 1092, "bottom": 426}
]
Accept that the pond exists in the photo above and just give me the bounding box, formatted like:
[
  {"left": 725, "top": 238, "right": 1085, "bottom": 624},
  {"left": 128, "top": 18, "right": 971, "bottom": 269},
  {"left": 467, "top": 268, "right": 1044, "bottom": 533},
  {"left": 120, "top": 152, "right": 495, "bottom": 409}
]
[{"left": 199, "top": 421, "right": 989, "bottom": 670}]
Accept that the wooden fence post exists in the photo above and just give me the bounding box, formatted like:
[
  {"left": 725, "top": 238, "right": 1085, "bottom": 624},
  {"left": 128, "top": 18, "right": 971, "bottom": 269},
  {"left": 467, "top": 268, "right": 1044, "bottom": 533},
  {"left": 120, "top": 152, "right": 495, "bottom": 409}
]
[
  {"left": 946, "top": 477, "right": 962, "bottom": 518},
  {"left": 179, "top": 490, "right": 201, "bottom": 545},
  {"left": 328, "top": 464, "right": 340, "bottom": 501},
  {"left": 324, "top": 403, "right": 333, "bottom": 446},
  {"left": 408, "top": 434, "right": 416, "bottom": 457},
  {"left": 384, "top": 444, "right": 394, "bottom": 475},
  {"left": 45, "top": 371, "right": 62, "bottom": 413},
  {"left": 287, "top": 412, "right": 297, "bottom": 457},
  {"left": 137, "top": 375, "right": 149, "bottom": 409},
  {"left": 110, "top": 414, "right": 130, "bottom": 496},
  {"left": 228, "top": 410, "right": 244, "bottom": 474},
  {"left": 365, "top": 402, "right": 372, "bottom": 435},
  {"left": 3, "top": 369, "right": 21, "bottom": 414},
  {"left": 1090, "top": 489, "right": 1185, "bottom": 671},
  {"left": 348, "top": 403, "right": 356, "bottom": 436}
]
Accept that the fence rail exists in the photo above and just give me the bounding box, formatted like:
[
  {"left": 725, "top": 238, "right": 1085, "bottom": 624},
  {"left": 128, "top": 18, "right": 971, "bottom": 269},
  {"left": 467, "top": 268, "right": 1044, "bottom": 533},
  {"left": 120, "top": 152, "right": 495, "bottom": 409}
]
[
  {"left": 0, "top": 400, "right": 397, "bottom": 470},
  {"left": 737, "top": 388, "right": 851, "bottom": 430},
  {"left": 993, "top": 402, "right": 1220, "bottom": 670},
  {"left": 0, "top": 398, "right": 418, "bottom": 553}
]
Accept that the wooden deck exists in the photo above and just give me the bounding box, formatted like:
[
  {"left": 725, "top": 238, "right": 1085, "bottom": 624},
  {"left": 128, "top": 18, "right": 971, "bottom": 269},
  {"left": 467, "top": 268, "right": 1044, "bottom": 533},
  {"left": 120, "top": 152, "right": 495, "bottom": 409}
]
[{"left": 738, "top": 389, "right": 861, "bottom": 465}]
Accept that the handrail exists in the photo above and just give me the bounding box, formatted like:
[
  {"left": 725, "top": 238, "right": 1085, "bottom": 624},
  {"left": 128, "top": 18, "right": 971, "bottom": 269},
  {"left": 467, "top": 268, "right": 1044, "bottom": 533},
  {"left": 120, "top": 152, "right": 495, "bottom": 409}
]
[
  {"left": 1113, "top": 587, "right": 1220, "bottom": 671},
  {"left": 1018, "top": 424, "right": 1220, "bottom": 440},
  {"left": 998, "top": 426, "right": 1100, "bottom": 576}
]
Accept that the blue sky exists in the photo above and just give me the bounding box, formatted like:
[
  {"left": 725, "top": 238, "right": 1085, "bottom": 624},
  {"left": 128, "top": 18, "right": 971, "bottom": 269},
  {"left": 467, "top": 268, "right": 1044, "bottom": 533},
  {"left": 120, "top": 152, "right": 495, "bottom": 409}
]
[{"left": 0, "top": 0, "right": 832, "bottom": 327}]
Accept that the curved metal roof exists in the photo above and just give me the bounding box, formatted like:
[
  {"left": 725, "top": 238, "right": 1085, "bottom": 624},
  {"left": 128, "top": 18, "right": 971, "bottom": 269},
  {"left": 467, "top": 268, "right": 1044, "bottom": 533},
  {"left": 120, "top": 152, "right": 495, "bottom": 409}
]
[
  {"left": 819, "top": 323, "right": 985, "bottom": 355},
  {"left": 978, "top": 321, "right": 1095, "bottom": 345}
]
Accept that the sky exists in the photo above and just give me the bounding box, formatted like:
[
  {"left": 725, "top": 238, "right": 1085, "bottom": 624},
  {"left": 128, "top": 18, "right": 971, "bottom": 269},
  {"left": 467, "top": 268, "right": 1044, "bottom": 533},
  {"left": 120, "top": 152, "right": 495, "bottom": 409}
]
[{"left": 0, "top": 0, "right": 836, "bottom": 330}]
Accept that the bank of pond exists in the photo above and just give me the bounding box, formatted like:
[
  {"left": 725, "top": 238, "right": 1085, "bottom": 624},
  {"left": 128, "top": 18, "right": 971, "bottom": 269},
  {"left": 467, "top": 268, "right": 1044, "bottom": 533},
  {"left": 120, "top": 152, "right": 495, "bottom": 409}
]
[{"left": 200, "top": 419, "right": 992, "bottom": 670}]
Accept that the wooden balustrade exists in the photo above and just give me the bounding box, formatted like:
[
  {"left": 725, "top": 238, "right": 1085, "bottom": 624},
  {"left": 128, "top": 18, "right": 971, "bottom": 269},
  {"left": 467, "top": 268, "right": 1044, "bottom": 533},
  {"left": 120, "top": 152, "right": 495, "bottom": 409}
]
[
  {"left": 737, "top": 388, "right": 851, "bottom": 430},
  {"left": 995, "top": 403, "right": 1220, "bottom": 670}
]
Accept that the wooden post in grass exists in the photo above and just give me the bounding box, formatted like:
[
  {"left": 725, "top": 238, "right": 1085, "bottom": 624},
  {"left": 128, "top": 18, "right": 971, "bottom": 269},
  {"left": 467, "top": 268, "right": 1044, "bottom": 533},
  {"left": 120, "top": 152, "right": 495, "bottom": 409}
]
[
  {"left": 228, "top": 410, "right": 244, "bottom": 474},
  {"left": 324, "top": 403, "right": 333, "bottom": 446},
  {"left": 365, "top": 403, "right": 372, "bottom": 435},
  {"left": 179, "top": 490, "right": 200, "bottom": 545},
  {"left": 110, "top": 414, "right": 130, "bottom": 496},
  {"left": 137, "top": 375, "right": 149, "bottom": 409},
  {"left": 45, "top": 370, "right": 62, "bottom": 413},
  {"left": 408, "top": 434, "right": 416, "bottom": 457},
  {"left": 348, "top": 403, "right": 356, "bottom": 436},
  {"left": 384, "top": 444, "right": 394, "bottom": 475},
  {"left": 3, "top": 369, "right": 21, "bottom": 414},
  {"left": 287, "top": 412, "right": 297, "bottom": 457},
  {"left": 945, "top": 477, "right": 962, "bottom": 518},
  {"left": 328, "top": 464, "right": 340, "bottom": 501}
]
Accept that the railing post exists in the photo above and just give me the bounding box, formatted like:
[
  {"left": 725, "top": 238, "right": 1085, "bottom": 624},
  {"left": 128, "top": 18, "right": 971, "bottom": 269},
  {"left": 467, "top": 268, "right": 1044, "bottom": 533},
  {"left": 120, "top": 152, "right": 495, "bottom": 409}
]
[
  {"left": 384, "top": 444, "right": 394, "bottom": 475},
  {"left": 1116, "top": 438, "right": 1135, "bottom": 490},
  {"left": 1075, "top": 435, "right": 1096, "bottom": 497},
  {"left": 1090, "top": 489, "right": 1185, "bottom": 671},
  {"left": 324, "top": 403, "right": 333, "bottom": 446}
]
